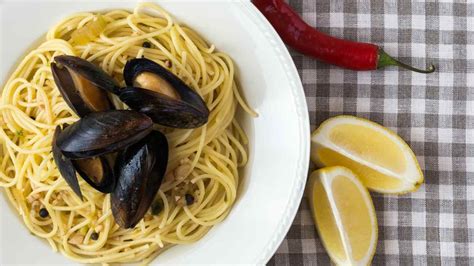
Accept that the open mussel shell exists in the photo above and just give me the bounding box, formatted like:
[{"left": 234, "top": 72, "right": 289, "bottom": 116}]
[
  {"left": 54, "top": 55, "right": 119, "bottom": 94},
  {"left": 53, "top": 126, "right": 116, "bottom": 195},
  {"left": 111, "top": 130, "right": 168, "bottom": 228},
  {"left": 73, "top": 156, "right": 115, "bottom": 193},
  {"left": 52, "top": 126, "right": 83, "bottom": 199},
  {"left": 56, "top": 110, "right": 153, "bottom": 159},
  {"left": 120, "top": 58, "right": 209, "bottom": 128},
  {"left": 51, "top": 55, "right": 118, "bottom": 116},
  {"left": 119, "top": 87, "right": 209, "bottom": 128}
]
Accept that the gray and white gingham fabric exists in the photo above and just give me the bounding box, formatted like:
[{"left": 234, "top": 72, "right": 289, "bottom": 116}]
[{"left": 269, "top": 1, "right": 474, "bottom": 265}]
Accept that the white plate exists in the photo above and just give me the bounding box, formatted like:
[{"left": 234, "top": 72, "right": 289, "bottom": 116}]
[{"left": 0, "top": 0, "right": 309, "bottom": 264}]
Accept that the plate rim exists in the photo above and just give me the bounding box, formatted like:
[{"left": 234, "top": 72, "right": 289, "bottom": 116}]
[{"left": 239, "top": 2, "right": 310, "bottom": 264}]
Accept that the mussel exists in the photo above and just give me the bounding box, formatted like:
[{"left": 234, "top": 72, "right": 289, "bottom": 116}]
[
  {"left": 53, "top": 126, "right": 116, "bottom": 197},
  {"left": 51, "top": 55, "right": 118, "bottom": 116},
  {"left": 56, "top": 110, "right": 153, "bottom": 159},
  {"left": 111, "top": 131, "right": 168, "bottom": 228},
  {"left": 53, "top": 126, "right": 83, "bottom": 199},
  {"left": 119, "top": 58, "right": 209, "bottom": 128}
]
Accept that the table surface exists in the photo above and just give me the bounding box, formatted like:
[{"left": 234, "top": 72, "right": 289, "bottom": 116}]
[{"left": 268, "top": 1, "right": 474, "bottom": 265}]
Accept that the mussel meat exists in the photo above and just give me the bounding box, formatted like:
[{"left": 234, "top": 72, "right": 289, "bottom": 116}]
[
  {"left": 119, "top": 58, "right": 209, "bottom": 128},
  {"left": 73, "top": 156, "right": 115, "bottom": 193},
  {"left": 56, "top": 110, "right": 153, "bottom": 159},
  {"left": 51, "top": 55, "right": 118, "bottom": 116},
  {"left": 53, "top": 126, "right": 83, "bottom": 199},
  {"left": 111, "top": 130, "right": 168, "bottom": 228}
]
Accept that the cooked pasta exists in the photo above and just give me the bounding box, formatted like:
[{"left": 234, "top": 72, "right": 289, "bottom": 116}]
[{"left": 0, "top": 3, "right": 255, "bottom": 264}]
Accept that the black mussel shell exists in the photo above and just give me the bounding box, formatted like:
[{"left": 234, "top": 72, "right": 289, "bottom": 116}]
[
  {"left": 73, "top": 156, "right": 115, "bottom": 193},
  {"left": 52, "top": 56, "right": 118, "bottom": 116},
  {"left": 54, "top": 55, "right": 119, "bottom": 94},
  {"left": 56, "top": 110, "right": 153, "bottom": 159},
  {"left": 51, "top": 62, "right": 113, "bottom": 117},
  {"left": 111, "top": 130, "right": 168, "bottom": 228},
  {"left": 120, "top": 58, "right": 209, "bottom": 128},
  {"left": 119, "top": 87, "right": 209, "bottom": 128},
  {"left": 52, "top": 126, "right": 83, "bottom": 199}
]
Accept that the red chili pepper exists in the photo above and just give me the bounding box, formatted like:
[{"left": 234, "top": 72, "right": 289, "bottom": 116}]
[{"left": 253, "top": 0, "right": 435, "bottom": 73}]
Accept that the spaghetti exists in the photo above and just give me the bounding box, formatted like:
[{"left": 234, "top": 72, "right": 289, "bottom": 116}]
[{"left": 0, "top": 3, "right": 255, "bottom": 264}]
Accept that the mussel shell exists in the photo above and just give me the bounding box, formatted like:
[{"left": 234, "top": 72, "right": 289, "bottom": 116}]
[
  {"left": 51, "top": 61, "right": 113, "bottom": 117},
  {"left": 111, "top": 131, "right": 168, "bottom": 228},
  {"left": 119, "top": 87, "right": 209, "bottom": 128},
  {"left": 54, "top": 55, "right": 120, "bottom": 94},
  {"left": 121, "top": 58, "right": 209, "bottom": 128},
  {"left": 52, "top": 126, "right": 83, "bottom": 199},
  {"left": 56, "top": 110, "right": 153, "bottom": 159},
  {"left": 73, "top": 156, "right": 115, "bottom": 193}
]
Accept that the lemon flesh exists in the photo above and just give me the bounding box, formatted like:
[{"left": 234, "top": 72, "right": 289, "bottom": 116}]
[{"left": 308, "top": 166, "right": 377, "bottom": 265}]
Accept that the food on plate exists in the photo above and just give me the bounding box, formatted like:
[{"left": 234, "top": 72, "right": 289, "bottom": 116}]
[
  {"left": 253, "top": 0, "right": 435, "bottom": 73},
  {"left": 311, "top": 115, "right": 424, "bottom": 193},
  {"left": 111, "top": 130, "right": 169, "bottom": 229},
  {"left": 0, "top": 3, "right": 256, "bottom": 264},
  {"left": 307, "top": 166, "right": 377, "bottom": 266},
  {"left": 120, "top": 58, "right": 210, "bottom": 128}
]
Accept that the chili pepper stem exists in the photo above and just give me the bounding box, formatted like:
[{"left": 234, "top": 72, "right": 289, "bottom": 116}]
[{"left": 377, "top": 49, "right": 435, "bottom": 73}]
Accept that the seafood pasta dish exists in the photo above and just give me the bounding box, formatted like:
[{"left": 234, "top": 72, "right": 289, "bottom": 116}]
[{"left": 0, "top": 3, "right": 255, "bottom": 264}]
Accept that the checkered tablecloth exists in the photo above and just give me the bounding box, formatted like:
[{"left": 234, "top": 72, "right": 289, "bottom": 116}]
[{"left": 268, "top": 1, "right": 474, "bottom": 265}]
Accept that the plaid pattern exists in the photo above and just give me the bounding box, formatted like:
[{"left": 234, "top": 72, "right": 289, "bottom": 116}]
[{"left": 269, "top": 0, "right": 474, "bottom": 265}]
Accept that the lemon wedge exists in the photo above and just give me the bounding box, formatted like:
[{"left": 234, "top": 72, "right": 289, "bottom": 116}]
[
  {"left": 311, "top": 115, "right": 423, "bottom": 193},
  {"left": 308, "top": 166, "right": 377, "bottom": 266}
]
